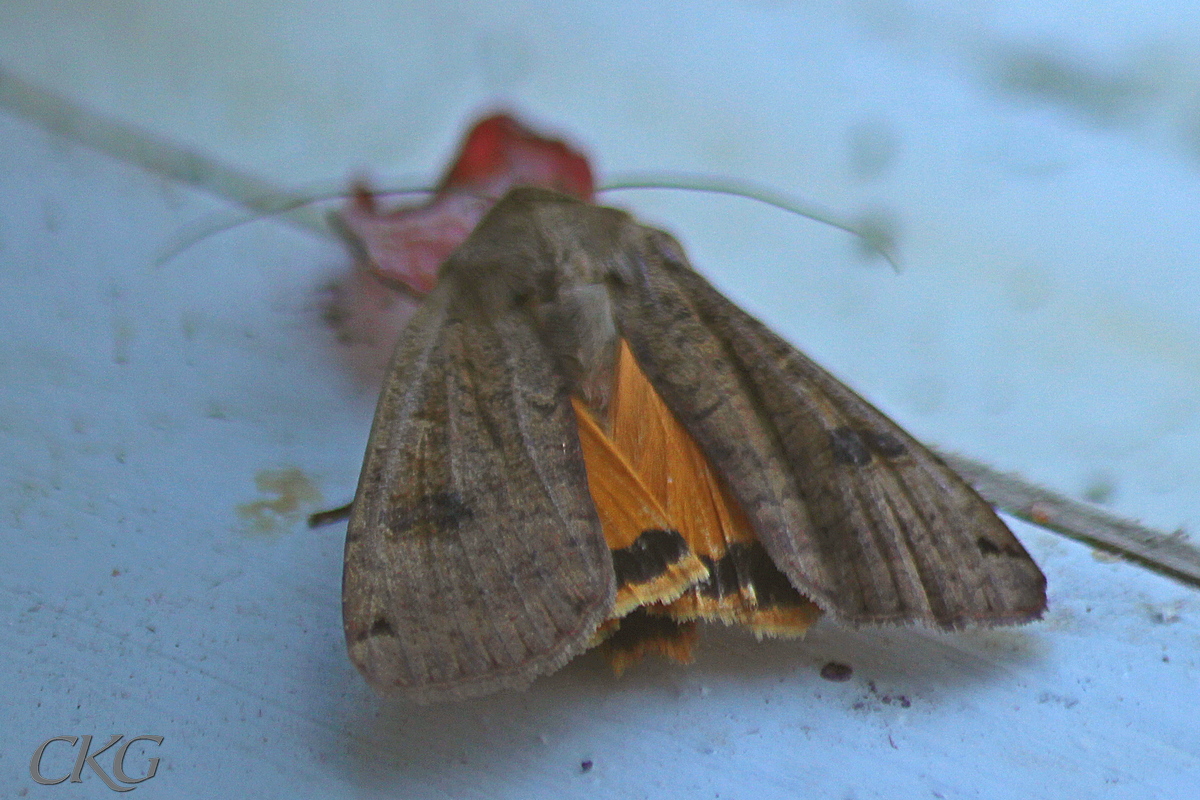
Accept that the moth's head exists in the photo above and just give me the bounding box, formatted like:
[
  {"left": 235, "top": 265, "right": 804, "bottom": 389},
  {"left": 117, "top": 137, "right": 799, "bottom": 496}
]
[{"left": 533, "top": 281, "right": 620, "bottom": 414}]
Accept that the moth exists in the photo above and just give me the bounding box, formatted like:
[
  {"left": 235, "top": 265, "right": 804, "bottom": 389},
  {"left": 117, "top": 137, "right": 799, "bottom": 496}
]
[{"left": 342, "top": 184, "right": 1047, "bottom": 703}]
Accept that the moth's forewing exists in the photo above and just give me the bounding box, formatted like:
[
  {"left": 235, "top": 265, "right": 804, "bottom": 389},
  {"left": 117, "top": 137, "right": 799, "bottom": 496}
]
[
  {"left": 614, "top": 227, "right": 1047, "bottom": 629},
  {"left": 344, "top": 276, "right": 615, "bottom": 702}
]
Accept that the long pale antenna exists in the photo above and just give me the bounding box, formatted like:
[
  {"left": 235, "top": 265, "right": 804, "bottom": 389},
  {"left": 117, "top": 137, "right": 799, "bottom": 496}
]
[{"left": 602, "top": 174, "right": 899, "bottom": 269}]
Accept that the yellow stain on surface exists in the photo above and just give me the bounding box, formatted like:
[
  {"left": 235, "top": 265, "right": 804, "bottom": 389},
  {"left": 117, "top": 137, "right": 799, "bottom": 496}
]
[{"left": 237, "top": 467, "right": 322, "bottom": 535}]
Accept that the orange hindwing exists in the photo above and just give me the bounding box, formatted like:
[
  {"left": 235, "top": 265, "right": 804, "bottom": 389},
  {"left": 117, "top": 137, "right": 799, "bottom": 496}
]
[{"left": 576, "top": 340, "right": 822, "bottom": 672}]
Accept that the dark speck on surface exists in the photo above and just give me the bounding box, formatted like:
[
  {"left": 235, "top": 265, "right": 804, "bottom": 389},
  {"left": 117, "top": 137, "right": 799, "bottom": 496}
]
[{"left": 820, "top": 661, "right": 854, "bottom": 682}]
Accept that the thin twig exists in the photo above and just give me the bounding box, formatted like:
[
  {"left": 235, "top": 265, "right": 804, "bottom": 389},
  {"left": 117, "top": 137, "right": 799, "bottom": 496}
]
[
  {"left": 309, "top": 502, "right": 353, "bottom": 528},
  {"left": 0, "top": 64, "right": 336, "bottom": 240},
  {"left": 939, "top": 451, "right": 1200, "bottom": 590}
]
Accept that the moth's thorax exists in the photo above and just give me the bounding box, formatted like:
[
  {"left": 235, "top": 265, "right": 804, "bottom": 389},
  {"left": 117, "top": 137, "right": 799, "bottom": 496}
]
[{"left": 445, "top": 187, "right": 653, "bottom": 418}]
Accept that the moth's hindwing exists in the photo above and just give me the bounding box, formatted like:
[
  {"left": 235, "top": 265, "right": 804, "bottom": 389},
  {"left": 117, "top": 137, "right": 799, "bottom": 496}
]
[
  {"left": 344, "top": 280, "right": 616, "bottom": 702},
  {"left": 571, "top": 394, "right": 709, "bottom": 618},
  {"left": 606, "top": 339, "right": 823, "bottom": 637}
]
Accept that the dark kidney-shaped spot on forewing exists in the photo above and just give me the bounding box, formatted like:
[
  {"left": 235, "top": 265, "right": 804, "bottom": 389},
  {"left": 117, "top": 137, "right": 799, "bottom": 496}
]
[
  {"left": 829, "top": 426, "right": 872, "bottom": 466},
  {"left": 387, "top": 491, "right": 474, "bottom": 538},
  {"left": 829, "top": 426, "right": 909, "bottom": 466},
  {"left": 861, "top": 430, "right": 907, "bottom": 459}
]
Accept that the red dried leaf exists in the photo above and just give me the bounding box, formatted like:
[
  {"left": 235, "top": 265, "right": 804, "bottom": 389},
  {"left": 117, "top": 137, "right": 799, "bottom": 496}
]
[
  {"left": 326, "top": 112, "right": 596, "bottom": 383},
  {"left": 338, "top": 112, "right": 595, "bottom": 296}
]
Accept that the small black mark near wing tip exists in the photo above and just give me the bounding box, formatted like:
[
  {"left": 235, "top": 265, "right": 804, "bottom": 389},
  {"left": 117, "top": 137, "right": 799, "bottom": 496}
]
[{"left": 976, "top": 535, "right": 1027, "bottom": 559}]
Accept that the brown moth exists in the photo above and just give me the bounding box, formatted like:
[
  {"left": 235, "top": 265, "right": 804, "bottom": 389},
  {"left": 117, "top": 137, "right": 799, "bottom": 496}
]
[{"left": 342, "top": 186, "right": 1047, "bottom": 702}]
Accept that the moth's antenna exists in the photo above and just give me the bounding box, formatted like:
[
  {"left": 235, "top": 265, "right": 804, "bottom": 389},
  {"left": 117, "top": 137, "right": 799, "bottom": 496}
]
[
  {"left": 154, "top": 185, "right": 437, "bottom": 267},
  {"left": 600, "top": 174, "right": 900, "bottom": 270}
]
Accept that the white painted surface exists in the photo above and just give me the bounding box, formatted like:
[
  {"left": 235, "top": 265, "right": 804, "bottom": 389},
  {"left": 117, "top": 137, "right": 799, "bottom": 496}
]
[{"left": 2, "top": 2, "right": 1198, "bottom": 797}]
